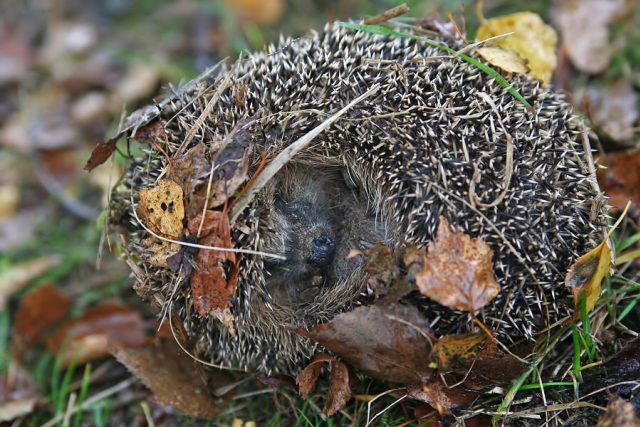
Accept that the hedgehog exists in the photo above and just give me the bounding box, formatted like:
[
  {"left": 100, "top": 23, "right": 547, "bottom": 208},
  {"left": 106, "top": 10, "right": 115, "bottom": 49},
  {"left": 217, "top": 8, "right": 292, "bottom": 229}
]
[{"left": 111, "top": 21, "right": 607, "bottom": 375}]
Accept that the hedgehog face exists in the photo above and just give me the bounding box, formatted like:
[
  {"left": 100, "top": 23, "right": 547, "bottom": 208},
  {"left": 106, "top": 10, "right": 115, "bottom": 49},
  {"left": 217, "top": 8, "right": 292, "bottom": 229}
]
[
  {"left": 263, "top": 192, "right": 338, "bottom": 305},
  {"left": 261, "top": 164, "right": 389, "bottom": 307}
]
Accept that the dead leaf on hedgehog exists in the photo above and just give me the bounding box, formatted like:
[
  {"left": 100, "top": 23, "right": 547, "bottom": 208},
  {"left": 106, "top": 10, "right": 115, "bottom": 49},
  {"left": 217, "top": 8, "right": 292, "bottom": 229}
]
[{"left": 100, "top": 13, "right": 609, "bottom": 421}]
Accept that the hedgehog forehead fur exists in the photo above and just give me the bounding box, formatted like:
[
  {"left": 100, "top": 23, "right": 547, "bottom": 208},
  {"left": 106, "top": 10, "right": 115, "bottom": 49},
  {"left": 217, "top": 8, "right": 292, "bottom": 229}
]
[{"left": 114, "top": 22, "right": 606, "bottom": 374}]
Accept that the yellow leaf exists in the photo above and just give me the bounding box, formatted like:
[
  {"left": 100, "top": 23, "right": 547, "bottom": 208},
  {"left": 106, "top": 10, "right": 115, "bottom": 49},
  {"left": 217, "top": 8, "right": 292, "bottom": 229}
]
[
  {"left": 564, "top": 238, "right": 612, "bottom": 313},
  {"left": 476, "top": 46, "right": 529, "bottom": 75},
  {"left": 137, "top": 179, "right": 185, "bottom": 239},
  {"left": 476, "top": 12, "right": 557, "bottom": 84}
]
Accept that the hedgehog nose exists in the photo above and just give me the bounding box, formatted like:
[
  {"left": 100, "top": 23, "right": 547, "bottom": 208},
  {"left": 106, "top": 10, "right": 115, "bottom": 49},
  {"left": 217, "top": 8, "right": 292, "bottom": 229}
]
[{"left": 308, "top": 235, "right": 336, "bottom": 267}]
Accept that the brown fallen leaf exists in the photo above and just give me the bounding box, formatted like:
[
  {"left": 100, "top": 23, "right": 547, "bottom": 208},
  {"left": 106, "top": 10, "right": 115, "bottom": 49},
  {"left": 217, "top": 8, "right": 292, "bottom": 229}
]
[
  {"left": 597, "top": 398, "right": 640, "bottom": 427},
  {"left": 0, "top": 254, "right": 62, "bottom": 310},
  {"left": 111, "top": 338, "right": 233, "bottom": 418},
  {"left": 166, "top": 143, "right": 210, "bottom": 216},
  {"left": 14, "top": 284, "right": 71, "bottom": 347},
  {"left": 565, "top": 237, "right": 612, "bottom": 314},
  {"left": 187, "top": 210, "right": 239, "bottom": 333},
  {"left": 325, "top": 359, "right": 351, "bottom": 416},
  {"left": 0, "top": 362, "right": 39, "bottom": 422},
  {"left": 305, "top": 303, "right": 434, "bottom": 384},
  {"left": 84, "top": 137, "right": 117, "bottom": 171},
  {"left": 552, "top": 0, "right": 626, "bottom": 74},
  {"left": 47, "top": 302, "right": 146, "bottom": 367},
  {"left": 297, "top": 353, "right": 330, "bottom": 398},
  {"left": 132, "top": 120, "right": 166, "bottom": 144},
  {"left": 137, "top": 179, "right": 185, "bottom": 239},
  {"left": 295, "top": 353, "right": 352, "bottom": 416},
  {"left": 476, "top": 12, "right": 557, "bottom": 83},
  {"left": 405, "top": 217, "right": 500, "bottom": 313},
  {"left": 598, "top": 151, "right": 640, "bottom": 213},
  {"left": 433, "top": 333, "right": 525, "bottom": 386}
]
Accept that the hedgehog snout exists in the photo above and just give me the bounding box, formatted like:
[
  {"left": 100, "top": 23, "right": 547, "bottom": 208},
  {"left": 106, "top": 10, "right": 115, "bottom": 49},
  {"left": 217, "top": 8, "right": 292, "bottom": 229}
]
[{"left": 308, "top": 235, "right": 336, "bottom": 267}]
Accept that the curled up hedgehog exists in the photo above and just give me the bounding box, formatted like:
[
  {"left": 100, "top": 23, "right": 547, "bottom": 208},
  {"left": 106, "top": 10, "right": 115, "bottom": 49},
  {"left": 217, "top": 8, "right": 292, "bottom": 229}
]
[{"left": 107, "top": 20, "right": 607, "bottom": 376}]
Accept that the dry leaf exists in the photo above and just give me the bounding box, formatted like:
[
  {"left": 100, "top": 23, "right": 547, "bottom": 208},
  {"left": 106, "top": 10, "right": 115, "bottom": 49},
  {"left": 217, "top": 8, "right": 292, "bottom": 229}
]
[
  {"left": 111, "top": 338, "right": 233, "bottom": 418},
  {"left": 476, "top": 46, "right": 529, "bottom": 75},
  {"left": 597, "top": 398, "right": 640, "bottom": 427},
  {"left": 565, "top": 238, "right": 612, "bottom": 313},
  {"left": 325, "top": 359, "right": 351, "bottom": 416},
  {"left": 405, "top": 217, "right": 500, "bottom": 313},
  {"left": 552, "top": 0, "right": 626, "bottom": 74},
  {"left": 476, "top": 11, "right": 557, "bottom": 83},
  {"left": 0, "top": 254, "right": 62, "bottom": 310},
  {"left": 137, "top": 179, "right": 185, "bottom": 239},
  {"left": 166, "top": 143, "right": 210, "bottom": 216},
  {"left": 0, "top": 363, "right": 39, "bottom": 422},
  {"left": 598, "top": 151, "right": 640, "bottom": 213},
  {"left": 434, "top": 333, "right": 486, "bottom": 373},
  {"left": 433, "top": 333, "right": 525, "bottom": 386},
  {"left": 187, "top": 211, "right": 239, "bottom": 332},
  {"left": 47, "top": 302, "right": 146, "bottom": 367},
  {"left": 84, "top": 137, "right": 117, "bottom": 171},
  {"left": 14, "top": 284, "right": 71, "bottom": 347},
  {"left": 295, "top": 354, "right": 352, "bottom": 416},
  {"left": 305, "top": 303, "right": 434, "bottom": 384},
  {"left": 296, "top": 353, "right": 329, "bottom": 398}
]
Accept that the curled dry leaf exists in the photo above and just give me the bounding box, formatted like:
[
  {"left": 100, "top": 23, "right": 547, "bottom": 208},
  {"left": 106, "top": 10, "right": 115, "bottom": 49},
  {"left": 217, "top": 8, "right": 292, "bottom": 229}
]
[
  {"left": 84, "top": 137, "right": 117, "bottom": 172},
  {"left": 476, "top": 11, "right": 557, "bottom": 83},
  {"left": 552, "top": 0, "right": 626, "bottom": 74},
  {"left": 476, "top": 46, "right": 529, "bottom": 75},
  {"left": 187, "top": 210, "right": 239, "bottom": 334},
  {"left": 137, "top": 179, "right": 185, "bottom": 239},
  {"left": 295, "top": 353, "right": 352, "bottom": 416},
  {"left": 296, "top": 353, "right": 331, "bottom": 398},
  {"left": 597, "top": 398, "right": 640, "bottom": 427},
  {"left": 14, "top": 284, "right": 71, "bottom": 347},
  {"left": 405, "top": 217, "right": 500, "bottom": 313},
  {"left": 305, "top": 303, "right": 434, "bottom": 384},
  {"left": 47, "top": 302, "right": 146, "bottom": 367},
  {"left": 565, "top": 237, "right": 612, "bottom": 314},
  {"left": 111, "top": 338, "right": 233, "bottom": 419},
  {"left": 132, "top": 120, "right": 166, "bottom": 144},
  {"left": 325, "top": 359, "right": 351, "bottom": 416}
]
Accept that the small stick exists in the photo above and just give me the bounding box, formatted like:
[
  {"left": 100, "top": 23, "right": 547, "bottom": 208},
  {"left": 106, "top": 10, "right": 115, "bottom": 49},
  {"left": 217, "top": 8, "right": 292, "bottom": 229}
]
[
  {"left": 230, "top": 84, "right": 380, "bottom": 222},
  {"left": 364, "top": 4, "right": 409, "bottom": 25}
]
